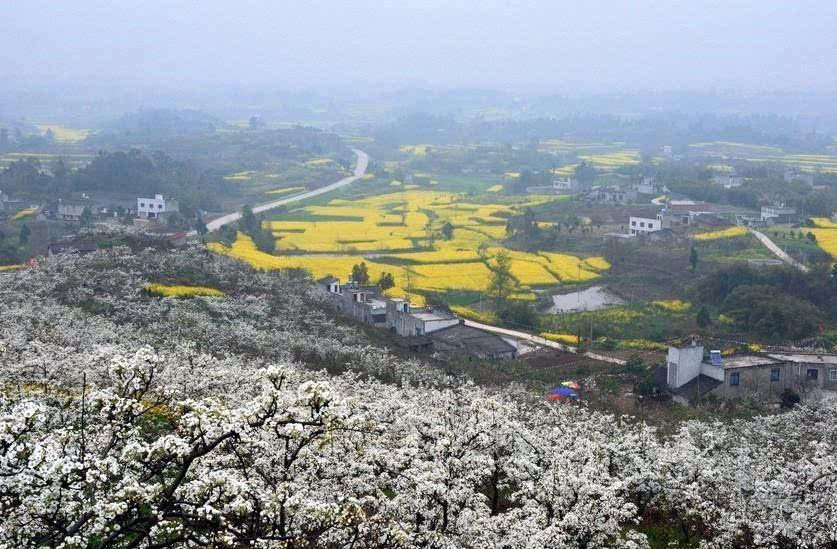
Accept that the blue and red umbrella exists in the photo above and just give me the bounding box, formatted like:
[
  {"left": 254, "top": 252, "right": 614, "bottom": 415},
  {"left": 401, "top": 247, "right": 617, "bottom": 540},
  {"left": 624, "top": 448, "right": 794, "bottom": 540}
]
[{"left": 547, "top": 387, "right": 579, "bottom": 402}]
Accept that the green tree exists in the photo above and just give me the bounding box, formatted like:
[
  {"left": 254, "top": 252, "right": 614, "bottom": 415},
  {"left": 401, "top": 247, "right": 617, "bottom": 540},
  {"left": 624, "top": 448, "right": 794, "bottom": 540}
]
[
  {"left": 497, "top": 301, "right": 535, "bottom": 329},
  {"left": 696, "top": 306, "right": 711, "bottom": 328},
  {"left": 487, "top": 250, "right": 515, "bottom": 307},
  {"left": 689, "top": 245, "right": 698, "bottom": 272},
  {"left": 194, "top": 216, "right": 208, "bottom": 236},
  {"left": 219, "top": 224, "right": 237, "bottom": 244},
  {"left": 79, "top": 206, "right": 94, "bottom": 228},
  {"left": 440, "top": 221, "right": 454, "bottom": 240},
  {"left": 377, "top": 272, "right": 395, "bottom": 291},
  {"left": 351, "top": 262, "right": 370, "bottom": 286},
  {"left": 523, "top": 207, "right": 537, "bottom": 237},
  {"left": 239, "top": 205, "right": 259, "bottom": 234},
  {"left": 19, "top": 224, "right": 30, "bottom": 246},
  {"left": 251, "top": 229, "right": 275, "bottom": 254},
  {"left": 624, "top": 354, "right": 645, "bottom": 375}
]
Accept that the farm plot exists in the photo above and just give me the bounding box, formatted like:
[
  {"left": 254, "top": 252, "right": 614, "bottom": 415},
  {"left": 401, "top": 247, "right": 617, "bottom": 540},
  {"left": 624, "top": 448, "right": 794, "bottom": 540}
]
[
  {"left": 692, "top": 226, "right": 748, "bottom": 240},
  {"left": 210, "top": 190, "right": 611, "bottom": 302},
  {"left": 810, "top": 228, "right": 837, "bottom": 258}
]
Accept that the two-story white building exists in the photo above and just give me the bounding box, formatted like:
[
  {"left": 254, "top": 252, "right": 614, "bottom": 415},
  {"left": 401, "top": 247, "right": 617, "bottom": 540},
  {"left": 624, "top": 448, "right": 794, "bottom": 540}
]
[
  {"left": 629, "top": 216, "right": 661, "bottom": 235},
  {"left": 137, "top": 194, "right": 175, "bottom": 219}
]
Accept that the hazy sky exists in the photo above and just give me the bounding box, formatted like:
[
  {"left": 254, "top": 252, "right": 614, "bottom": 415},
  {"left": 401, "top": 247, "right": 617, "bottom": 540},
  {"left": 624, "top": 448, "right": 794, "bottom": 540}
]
[{"left": 2, "top": 0, "right": 836, "bottom": 92}]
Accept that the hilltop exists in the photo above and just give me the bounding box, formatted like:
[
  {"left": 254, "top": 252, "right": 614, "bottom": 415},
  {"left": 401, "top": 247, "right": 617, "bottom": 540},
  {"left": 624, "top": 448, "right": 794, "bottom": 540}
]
[{"left": 0, "top": 235, "right": 835, "bottom": 547}]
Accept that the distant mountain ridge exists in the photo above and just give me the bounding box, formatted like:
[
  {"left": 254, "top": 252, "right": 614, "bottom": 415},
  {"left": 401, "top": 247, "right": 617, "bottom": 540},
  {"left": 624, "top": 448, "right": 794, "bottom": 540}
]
[{"left": 90, "top": 108, "right": 227, "bottom": 143}]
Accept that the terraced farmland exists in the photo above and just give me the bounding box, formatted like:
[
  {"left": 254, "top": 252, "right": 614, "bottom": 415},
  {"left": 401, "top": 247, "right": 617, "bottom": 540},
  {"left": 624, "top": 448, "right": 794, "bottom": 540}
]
[
  {"left": 209, "top": 190, "right": 610, "bottom": 303},
  {"left": 690, "top": 141, "right": 837, "bottom": 173}
]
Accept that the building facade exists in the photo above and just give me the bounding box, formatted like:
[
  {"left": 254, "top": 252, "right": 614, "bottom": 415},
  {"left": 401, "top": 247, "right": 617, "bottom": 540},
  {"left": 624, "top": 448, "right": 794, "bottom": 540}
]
[
  {"left": 385, "top": 298, "right": 459, "bottom": 337},
  {"left": 58, "top": 202, "right": 90, "bottom": 221},
  {"left": 629, "top": 216, "right": 661, "bottom": 235},
  {"left": 666, "top": 343, "right": 837, "bottom": 403},
  {"left": 761, "top": 205, "right": 797, "bottom": 224},
  {"left": 137, "top": 194, "right": 177, "bottom": 219}
]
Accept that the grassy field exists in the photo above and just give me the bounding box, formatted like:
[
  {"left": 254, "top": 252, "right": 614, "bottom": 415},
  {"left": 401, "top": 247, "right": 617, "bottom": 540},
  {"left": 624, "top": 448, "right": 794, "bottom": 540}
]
[{"left": 210, "top": 189, "right": 610, "bottom": 305}]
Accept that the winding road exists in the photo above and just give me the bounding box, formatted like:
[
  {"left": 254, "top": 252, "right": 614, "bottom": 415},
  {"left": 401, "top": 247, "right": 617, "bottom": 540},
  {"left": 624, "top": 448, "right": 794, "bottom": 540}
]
[
  {"left": 198, "top": 148, "right": 625, "bottom": 364},
  {"left": 193, "top": 149, "right": 368, "bottom": 235}
]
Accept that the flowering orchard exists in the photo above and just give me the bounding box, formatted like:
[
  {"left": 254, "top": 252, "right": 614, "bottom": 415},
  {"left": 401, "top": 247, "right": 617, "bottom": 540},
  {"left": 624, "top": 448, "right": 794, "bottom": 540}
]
[{"left": 0, "top": 243, "right": 835, "bottom": 547}]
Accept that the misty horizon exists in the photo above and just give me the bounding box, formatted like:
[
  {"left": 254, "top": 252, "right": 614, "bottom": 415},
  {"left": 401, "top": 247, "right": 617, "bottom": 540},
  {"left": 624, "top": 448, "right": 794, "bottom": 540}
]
[{"left": 3, "top": 0, "right": 836, "bottom": 94}]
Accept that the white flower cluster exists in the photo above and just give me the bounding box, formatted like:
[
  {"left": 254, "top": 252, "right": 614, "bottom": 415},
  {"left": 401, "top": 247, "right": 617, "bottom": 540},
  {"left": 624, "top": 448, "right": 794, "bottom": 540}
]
[{"left": 0, "top": 244, "right": 834, "bottom": 547}]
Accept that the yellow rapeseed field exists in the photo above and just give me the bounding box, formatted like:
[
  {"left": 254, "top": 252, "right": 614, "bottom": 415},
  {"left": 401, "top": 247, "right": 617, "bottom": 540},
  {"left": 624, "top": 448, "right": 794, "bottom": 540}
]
[
  {"left": 224, "top": 171, "right": 255, "bottom": 181},
  {"left": 399, "top": 144, "right": 431, "bottom": 156},
  {"left": 540, "top": 332, "right": 580, "bottom": 345},
  {"left": 210, "top": 190, "right": 611, "bottom": 301},
  {"left": 306, "top": 158, "right": 332, "bottom": 166},
  {"left": 811, "top": 217, "right": 837, "bottom": 229},
  {"left": 692, "top": 226, "right": 748, "bottom": 240},
  {"left": 652, "top": 299, "right": 691, "bottom": 312},
  {"left": 146, "top": 284, "right": 225, "bottom": 298},
  {"left": 36, "top": 124, "right": 90, "bottom": 142},
  {"left": 265, "top": 186, "right": 304, "bottom": 196},
  {"left": 582, "top": 257, "right": 611, "bottom": 271},
  {"left": 0, "top": 264, "right": 23, "bottom": 272},
  {"left": 487, "top": 184, "right": 503, "bottom": 192},
  {"left": 578, "top": 150, "right": 640, "bottom": 171},
  {"left": 810, "top": 228, "right": 837, "bottom": 258},
  {"left": 619, "top": 339, "right": 667, "bottom": 351},
  {"left": 450, "top": 306, "right": 496, "bottom": 324},
  {"left": 11, "top": 207, "right": 37, "bottom": 220}
]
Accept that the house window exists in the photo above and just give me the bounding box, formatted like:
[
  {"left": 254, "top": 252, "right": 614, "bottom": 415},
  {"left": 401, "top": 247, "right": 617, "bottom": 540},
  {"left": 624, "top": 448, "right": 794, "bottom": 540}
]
[
  {"left": 631, "top": 220, "right": 636, "bottom": 226},
  {"left": 807, "top": 369, "right": 819, "bottom": 380},
  {"left": 140, "top": 203, "right": 145, "bottom": 207},
  {"left": 830, "top": 368, "right": 837, "bottom": 382},
  {"left": 770, "top": 367, "right": 780, "bottom": 381},
  {"left": 648, "top": 223, "right": 654, "bottom": 229},
  {"left": 640, "top": 222, "right": 645, "bottom": 227},
  {"left": 730, "top": 372, "right": 740, "bottom": 386},
  {"left": 158, "top": 204, "right": 163, "bottom": 209}
]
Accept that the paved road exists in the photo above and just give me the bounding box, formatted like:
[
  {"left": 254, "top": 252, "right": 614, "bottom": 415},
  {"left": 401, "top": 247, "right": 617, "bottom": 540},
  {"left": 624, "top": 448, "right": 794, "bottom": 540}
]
[
  {"left": 747, "top": 227, "right": 809, "bottom": 272},
  {"left": 192, "top": 149, "right": 368, "bottom": 235},
  {"left": 463, "top": 319, "right": 626, "bottom": 365}
]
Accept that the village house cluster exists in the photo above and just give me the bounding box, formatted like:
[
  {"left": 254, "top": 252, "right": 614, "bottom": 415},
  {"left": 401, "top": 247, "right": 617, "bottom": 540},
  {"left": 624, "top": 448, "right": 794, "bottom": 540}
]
[
  {"left": 664, "top": 340, "right": 837, "bottom": 405},
  {"left": 320, "top": 276, "right": 518, "bottom": 360}
]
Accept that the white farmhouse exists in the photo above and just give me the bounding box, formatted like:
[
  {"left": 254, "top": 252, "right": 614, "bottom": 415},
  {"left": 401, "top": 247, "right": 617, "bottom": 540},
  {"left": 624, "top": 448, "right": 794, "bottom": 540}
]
[
  {"left": 712, "top": 174, "right": 744, "bottom": 189},
  {"left": 137, "top": 194, "right": 173, "bottom": 219},
  {"left": 629, "top": 215, "right": 661, "bottom": 235}
]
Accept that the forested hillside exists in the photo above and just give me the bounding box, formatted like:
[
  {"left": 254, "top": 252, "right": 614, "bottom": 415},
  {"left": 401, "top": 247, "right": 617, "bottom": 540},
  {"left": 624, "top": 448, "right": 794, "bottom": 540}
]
[{"left": 0, "top": 234, "right": 835, "bottom": 547}]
